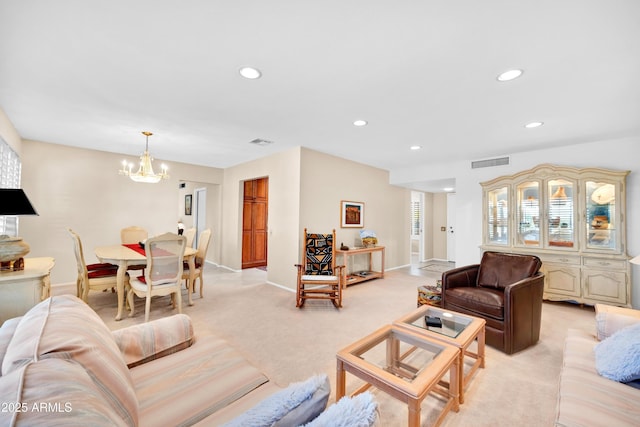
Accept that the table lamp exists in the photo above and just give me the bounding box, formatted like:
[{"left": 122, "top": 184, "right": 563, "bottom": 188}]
[{"left": 0, "top": 189, "right": 39, "bottom": 271}]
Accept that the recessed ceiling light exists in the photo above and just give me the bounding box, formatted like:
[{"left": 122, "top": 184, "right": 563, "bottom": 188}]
[
  {"left": 353, "top": 120, "right": 368, "bottom": 127},
  {"left": 497, "top": 69, "right": 523, "bottom": 82},
  {"left": 525, "top": 121, "right": 544, "bottom": 128},
  {"left": 410, "top": 145, "right": 422, "bottom": 150},
  {"left": 443, "top": 187, "right": 455, "bottom": 192},
  {"left": 239, "top": 67, "right": 262, "bottom": 79}
]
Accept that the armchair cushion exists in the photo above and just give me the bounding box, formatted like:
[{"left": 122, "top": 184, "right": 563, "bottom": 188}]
[
  {"left": 444, "top": 286, "right": 505, "bottom": 319},
  {"left": 477, "top": 251, "right": 542, "bottom": 290}
]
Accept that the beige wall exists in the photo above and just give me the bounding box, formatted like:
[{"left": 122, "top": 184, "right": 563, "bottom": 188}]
[
  {"left": 299, "top": 148, "right": 411, "bottom": 278},
  {"left": 20, "top": 140, "right": 223, "bottom": 286},
  {"left": 220, "top": 147, "right": 302, "bottom": 290},
  {"left": 219, "top": 146, "right": 412, "bottom": 291}
]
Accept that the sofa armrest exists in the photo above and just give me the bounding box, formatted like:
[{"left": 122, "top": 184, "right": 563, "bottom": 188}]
[
  {"left": 594, "top": 303, "right": 640, "bottom": 340},
  {"left": 112, "top": 313, "right": 195, "bottom": 368}
]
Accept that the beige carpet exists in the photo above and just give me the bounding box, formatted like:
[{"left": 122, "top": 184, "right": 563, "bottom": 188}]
[{"left": 53, "top": 265, "right": 595, "bottom": 426}]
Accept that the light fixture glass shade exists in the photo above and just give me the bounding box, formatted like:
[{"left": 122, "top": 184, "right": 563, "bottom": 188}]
[{"left": 119, "top": 132, "right": 169, "bottom": 183}]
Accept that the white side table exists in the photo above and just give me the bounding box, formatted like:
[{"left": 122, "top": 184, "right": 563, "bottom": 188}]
[{"left": 0, "top": 257, "right": 55, "bottom": 325}]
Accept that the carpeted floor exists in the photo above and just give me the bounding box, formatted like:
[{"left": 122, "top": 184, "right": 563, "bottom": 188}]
[
  {"left": 420, "top": 263, "right": 456, "bottom": 273},
  {"left": 52, "top": 264, "right": 596, "bottom": 426}
]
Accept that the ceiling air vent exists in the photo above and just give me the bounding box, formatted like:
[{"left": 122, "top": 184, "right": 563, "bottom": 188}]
[
  {"left": 249, "top": 138, "right": 274, "bottom": 146},
  {"left": 471, "top": 156, "right": 510, "bottom": 169}
]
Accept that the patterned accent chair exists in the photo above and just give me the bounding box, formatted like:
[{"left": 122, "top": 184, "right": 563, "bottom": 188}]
[{"left": 295, "top": 229, "right": 345, "bottom": 308}]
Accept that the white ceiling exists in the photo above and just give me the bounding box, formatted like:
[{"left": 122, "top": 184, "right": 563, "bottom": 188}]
[{"left": 1, "top": 1, "right": 639, "bottom": 192}]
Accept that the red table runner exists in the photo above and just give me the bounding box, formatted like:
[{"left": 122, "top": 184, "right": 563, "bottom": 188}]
[
  {"left": 122, "top": 244, "right": 174, "bottom": 257},
  {"left": 123, "top": 243, "right": 146, "bottom": 256}
]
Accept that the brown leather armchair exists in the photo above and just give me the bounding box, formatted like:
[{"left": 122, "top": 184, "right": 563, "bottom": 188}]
[{"left": 441, "top": 251, "right": 544, "bottom": 355}]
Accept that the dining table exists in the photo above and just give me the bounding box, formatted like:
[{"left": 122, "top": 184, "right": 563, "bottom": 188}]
[{"left": 94, "top": 244, "right": 198, "bottom": 321}]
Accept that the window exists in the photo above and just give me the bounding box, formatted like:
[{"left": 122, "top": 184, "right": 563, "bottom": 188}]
[
  {"left": 411, "top": 200, "right": 421, "bottom": 236},
  {"left": 0, "top": 138, "right": 21, "bottom": 236}
]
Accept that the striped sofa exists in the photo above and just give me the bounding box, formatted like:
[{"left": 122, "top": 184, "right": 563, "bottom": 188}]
[
  {"left": 0, "top": 295, "right": 325, "bottom": 426},
  {"left": 554, "top": 304, "right": 640, "bottom": 426}
]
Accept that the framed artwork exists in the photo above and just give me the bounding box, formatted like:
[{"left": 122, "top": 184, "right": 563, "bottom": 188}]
[
  {"left": 341, "top": 200, "right": 364, "bottom": 228},
  {"left": 185, "top": 194, "right": 192, "bottom": 216}
]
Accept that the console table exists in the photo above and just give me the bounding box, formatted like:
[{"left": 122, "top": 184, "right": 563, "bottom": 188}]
[
  {"left": 336, "top": 246, "right": 385, "bottom": 287},
  {"left": 0, "top": 257, "right": 55, "bottom": 325}
]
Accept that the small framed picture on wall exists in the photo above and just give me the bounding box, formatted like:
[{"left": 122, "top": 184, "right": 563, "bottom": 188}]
[
  {"left": 185, "top": 194, "right": 192, "bottom": 216},
  {"left": 341, "top": 200, "right": 364, "bottom": 228}
]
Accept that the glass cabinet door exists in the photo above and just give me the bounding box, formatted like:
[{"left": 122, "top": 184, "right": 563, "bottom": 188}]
[
  {"left": 547, "top": 179, "right": 575, "bottom": 249},
  {"left": 487, "top": 186, "right": 509, "bottom": 245},
  {"left": 585, "top": 181, "right": 617, "bottom": 251},
  {"left": 516, "top": 181, "right": 540, "bottom": 247}
]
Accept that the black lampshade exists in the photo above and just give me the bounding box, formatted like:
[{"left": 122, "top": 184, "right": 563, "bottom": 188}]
[{"left": 0, "top": 189, "right": 39, "bottom": 215}]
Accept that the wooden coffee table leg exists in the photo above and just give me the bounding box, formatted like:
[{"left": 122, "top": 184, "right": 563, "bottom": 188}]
[
  {"left": 408, "top": 399, "right": 421, "bottom": 427},
  {"left": 451, "top": 360, "right": 460, "bottom": 413},
  {"left": 458, "top": 350, "right": 466, "bottom": 404},
  {"left": 478, "top": 327, "right": 486, "bottom": 369},
  {"left": 336, "top": 359, "right": 346, "bottom": 400}
]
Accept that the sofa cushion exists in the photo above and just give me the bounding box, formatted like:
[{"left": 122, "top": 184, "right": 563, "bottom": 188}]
[
  {"left": 112, "top": 313, "right": 194, "bottom": 368},
  {"left": 131, "top": 334, "right": 269, "bottom": 427},
  {"left": 0, "top": 358, "right": 129, "bottom": 426},
  {"left": 477, "top": 251, "right": 541, "bottom": 290},
  {"left": 222, "top": 374, "right": 330, "bottom": 427},
  {"left": 303, "top": 391, "right": 378, "bottom": 427},
  {"left": 1, "top": 295, "right": 138, "bottom": 426},
  {"left": 594, "top": 322, "right": 640, "bottom": 383}
]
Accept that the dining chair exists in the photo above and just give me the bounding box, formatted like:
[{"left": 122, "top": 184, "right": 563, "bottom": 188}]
[
  {"left": 182, "top": 228, "right": 211, "bottom": 298},
  {"left": 121, "top": 226, "right": 148, "bottom": 274},
  {"left": 127, "top": 232, "right": 186, "bottom": 322},
  {"left": 184, "top": 227, "right": 196, "bottom": 248},
  {"left": 120, "top": 226, "right": 148, "bottom": 245},
  {"left": 67, "top": 228, "right": 121, "bottom": 302}
]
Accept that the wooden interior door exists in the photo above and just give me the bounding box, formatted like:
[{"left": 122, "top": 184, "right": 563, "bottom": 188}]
[{"left": 242, "top": 177, "right": 268, "bottom": 269}]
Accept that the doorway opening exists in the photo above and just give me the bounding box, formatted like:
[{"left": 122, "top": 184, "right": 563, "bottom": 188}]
[{"left": 193, "top": 187, "right": 207, "bottom": 248}]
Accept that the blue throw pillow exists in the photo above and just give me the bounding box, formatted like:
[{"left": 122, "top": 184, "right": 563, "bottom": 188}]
[
  {"left": 303, "top": 392, "right": 378, "bottom": 427},
  {"left": 594, "top": 321, "right": 640, "bottom": 383},
  {"left": 222, "top": 374, "right": 330, "bottom": 427}
]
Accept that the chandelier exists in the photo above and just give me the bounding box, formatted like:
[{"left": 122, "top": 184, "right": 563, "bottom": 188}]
[{"left": 119, "top": 131, "right": 169, "bottom": 183}]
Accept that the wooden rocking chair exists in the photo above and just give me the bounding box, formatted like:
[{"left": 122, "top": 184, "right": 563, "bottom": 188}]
[{"left": 295, "top": 229, "right": 345, "bottom": 308}]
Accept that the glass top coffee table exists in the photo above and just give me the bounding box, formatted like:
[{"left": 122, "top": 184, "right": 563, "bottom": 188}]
[
  {"left": 336, "top": 324, "right": 459, "bottom": 427},
  {"left": 393, "top": 305, "right": 485, "bottom": 404}
]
